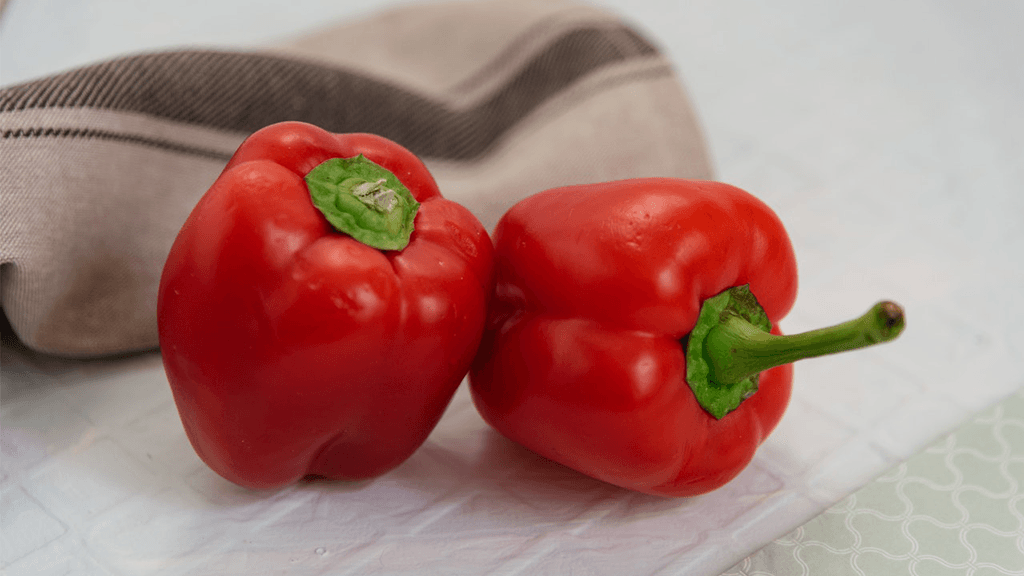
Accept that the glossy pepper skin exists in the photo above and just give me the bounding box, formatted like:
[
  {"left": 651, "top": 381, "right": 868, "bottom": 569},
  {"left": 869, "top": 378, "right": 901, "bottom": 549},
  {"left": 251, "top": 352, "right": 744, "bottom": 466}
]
[
  {"left": 158, "top": 122, "right": 494, "bottom": 490},
  {"left": 469, "top": 179, "right": 799, "bottom": 497}
]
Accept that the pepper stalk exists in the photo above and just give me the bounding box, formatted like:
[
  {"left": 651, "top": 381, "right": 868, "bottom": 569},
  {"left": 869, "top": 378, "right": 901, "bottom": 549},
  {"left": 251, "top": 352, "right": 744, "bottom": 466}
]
[
  {"left": 305, "top": 155, "right": 420, "bottom": 250},
  {"left": 686, "top": 285, "right": 905, "bottom": 419}
]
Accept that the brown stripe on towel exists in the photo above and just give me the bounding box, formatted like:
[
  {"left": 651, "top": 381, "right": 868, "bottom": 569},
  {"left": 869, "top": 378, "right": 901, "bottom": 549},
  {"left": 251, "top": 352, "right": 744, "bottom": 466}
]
[
  {"left": 1, "top": 26, "right": 657, "bottom": 160},
  {"left": 1, "top": 126, "right": 233, "bottom": 161}
]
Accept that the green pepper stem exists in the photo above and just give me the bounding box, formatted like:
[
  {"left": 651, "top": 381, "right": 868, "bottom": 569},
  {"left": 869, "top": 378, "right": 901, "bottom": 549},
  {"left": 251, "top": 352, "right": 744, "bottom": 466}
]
[
  {"left": 704, "top": 301, "right": 905, "bottom": 385},
  {"left": 305, "top": 155, "right": 419, "bottom": 251},
  {"left": 341, "top": 177, "right": 399, "bottom": 213}
]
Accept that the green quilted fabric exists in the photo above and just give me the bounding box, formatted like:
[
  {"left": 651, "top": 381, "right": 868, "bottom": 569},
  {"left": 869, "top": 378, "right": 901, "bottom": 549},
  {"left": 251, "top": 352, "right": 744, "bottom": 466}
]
[{"left": 725, "top": 387, "right": 1024, "bottom": 576}]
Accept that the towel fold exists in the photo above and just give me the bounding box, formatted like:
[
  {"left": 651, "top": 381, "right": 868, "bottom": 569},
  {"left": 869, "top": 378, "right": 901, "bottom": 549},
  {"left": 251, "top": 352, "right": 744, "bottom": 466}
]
[{"left": 0, "top": 0, "right": 712, "bottom": 358}]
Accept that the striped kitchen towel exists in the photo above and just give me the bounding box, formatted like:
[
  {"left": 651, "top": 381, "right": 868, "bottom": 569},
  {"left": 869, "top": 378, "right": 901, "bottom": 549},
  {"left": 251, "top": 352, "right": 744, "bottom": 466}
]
[{"left": 0, "top": 0, "right": 712, "bottom": 358}]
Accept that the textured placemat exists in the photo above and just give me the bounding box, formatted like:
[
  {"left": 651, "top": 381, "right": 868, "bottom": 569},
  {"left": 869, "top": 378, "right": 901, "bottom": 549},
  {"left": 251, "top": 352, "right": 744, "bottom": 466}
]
[{"left": 723, "top": 386, "right": 1024, "bottom": 576}]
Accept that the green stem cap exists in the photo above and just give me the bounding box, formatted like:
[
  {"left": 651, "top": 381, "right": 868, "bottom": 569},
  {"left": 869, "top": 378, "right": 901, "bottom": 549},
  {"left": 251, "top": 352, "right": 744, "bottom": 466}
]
[
  {"left": 686, "top": 285, "right": 906, "bottom": 419},
  {"left": 305, "top": 155, "right": 420, "bottom": 250}
]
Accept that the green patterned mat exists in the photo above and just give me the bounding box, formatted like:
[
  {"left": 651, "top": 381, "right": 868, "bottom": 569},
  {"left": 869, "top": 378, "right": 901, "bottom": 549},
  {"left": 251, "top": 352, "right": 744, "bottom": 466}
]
[{"left": 724, "top": 387, "right": 1024, "bottom": 576}]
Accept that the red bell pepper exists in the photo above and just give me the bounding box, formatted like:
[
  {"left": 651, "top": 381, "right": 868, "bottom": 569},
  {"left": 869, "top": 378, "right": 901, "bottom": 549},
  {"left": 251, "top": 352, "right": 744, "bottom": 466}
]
[
  {"left": 158, "top": 121, "right": 494, "bottom": 490},
  {"left": 469, "top": 179, "right": 904, "bottom": 497}
]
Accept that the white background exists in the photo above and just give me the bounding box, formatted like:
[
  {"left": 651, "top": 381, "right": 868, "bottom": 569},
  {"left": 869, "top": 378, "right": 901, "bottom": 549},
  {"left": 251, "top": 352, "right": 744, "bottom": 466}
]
[{"left": 3, "top": 1, "right": 1023, "bottom": 575}]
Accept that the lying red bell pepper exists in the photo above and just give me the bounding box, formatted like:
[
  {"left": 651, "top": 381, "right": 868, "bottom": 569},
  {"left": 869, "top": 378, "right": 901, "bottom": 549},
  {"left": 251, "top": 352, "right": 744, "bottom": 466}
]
[
  {"left": 158, "top": 121, "right": 494, "bottom": 490},
  {"left": 469, "top": 179, "right": 904, "bottom": 497}
]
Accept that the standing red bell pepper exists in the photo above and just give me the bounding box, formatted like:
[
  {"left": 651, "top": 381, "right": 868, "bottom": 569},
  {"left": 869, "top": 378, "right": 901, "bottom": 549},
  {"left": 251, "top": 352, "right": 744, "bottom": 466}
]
[
  {"left": 469, "top": 179, "right": 904, "bottom": 497},
  {"left": 158, "top": 121, "right": 494, "bottom": 490}
]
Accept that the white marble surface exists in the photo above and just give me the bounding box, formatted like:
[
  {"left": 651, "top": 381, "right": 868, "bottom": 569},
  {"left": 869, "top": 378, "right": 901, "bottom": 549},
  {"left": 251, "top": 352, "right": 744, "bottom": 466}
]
[{"left": 2, "top": 1, "right": 1023, "bottom": 574}]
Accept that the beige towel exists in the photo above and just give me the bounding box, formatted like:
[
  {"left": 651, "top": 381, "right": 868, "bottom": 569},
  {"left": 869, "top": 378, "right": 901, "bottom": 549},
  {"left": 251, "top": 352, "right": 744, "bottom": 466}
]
[{"left": 0, "top": 0, "right": 712, "bottom": 358}]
